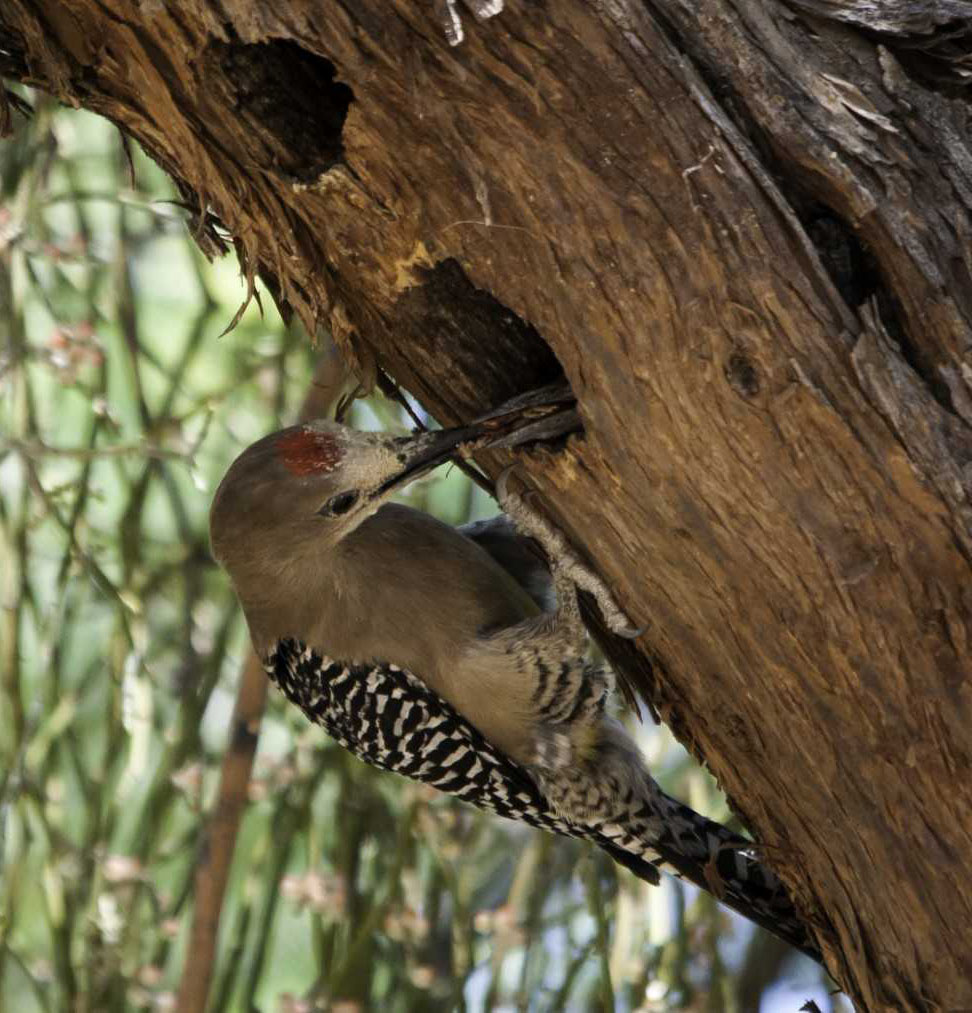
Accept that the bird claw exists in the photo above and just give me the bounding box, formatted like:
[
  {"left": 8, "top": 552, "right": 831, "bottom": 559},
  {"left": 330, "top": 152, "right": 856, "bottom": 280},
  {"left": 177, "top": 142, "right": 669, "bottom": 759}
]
[
  {"left": 464, "top": 0, "right": 504, "bottom": 19},
  {"left": 495, "top": 466, "right": 546, "bottom": 518},
  {"left": 436, "top": 0, "right": 504, "bottom": 45},
  {"left": 494, "top": 466, "right": 643, "bottom": 638},
  {"left": 495, "top": 465, "right": 515, "bottom": 505}
]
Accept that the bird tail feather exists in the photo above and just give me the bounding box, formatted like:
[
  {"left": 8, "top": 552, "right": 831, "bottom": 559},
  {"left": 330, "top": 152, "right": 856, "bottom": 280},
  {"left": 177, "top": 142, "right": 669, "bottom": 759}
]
[{"left": 595, "top": 796, "right": 820, "bottom": 962}]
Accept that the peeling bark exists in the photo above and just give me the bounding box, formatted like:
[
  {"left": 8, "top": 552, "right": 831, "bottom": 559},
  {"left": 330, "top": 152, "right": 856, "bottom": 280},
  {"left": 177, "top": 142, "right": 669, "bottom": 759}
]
[{"left": 3, "top": 2, "right": 971, "bottom": 1008}]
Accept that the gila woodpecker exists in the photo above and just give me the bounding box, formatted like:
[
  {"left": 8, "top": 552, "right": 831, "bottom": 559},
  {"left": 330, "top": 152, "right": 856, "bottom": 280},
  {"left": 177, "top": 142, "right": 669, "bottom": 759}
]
[{"left": 210, "top": 402, "right": 820, "bottom": 962}]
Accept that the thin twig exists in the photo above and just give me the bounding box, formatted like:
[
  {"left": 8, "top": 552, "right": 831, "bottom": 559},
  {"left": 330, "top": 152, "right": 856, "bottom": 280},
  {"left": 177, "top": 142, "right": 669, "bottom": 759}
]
[
  {"left": 175, "top": 651, "right": 268, "bottom": 1013},
  {"left": 584, "top": 855, "right": 616, "bottom": 1010},
  {"left": 1, "top": 436, "right": 199, "bottom": 461}
]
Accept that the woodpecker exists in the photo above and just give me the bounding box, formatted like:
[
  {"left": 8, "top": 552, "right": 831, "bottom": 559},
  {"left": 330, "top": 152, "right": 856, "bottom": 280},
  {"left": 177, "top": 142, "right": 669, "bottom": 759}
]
[{"left": 210, "top": 400, "right": 820, "bottom": 962}]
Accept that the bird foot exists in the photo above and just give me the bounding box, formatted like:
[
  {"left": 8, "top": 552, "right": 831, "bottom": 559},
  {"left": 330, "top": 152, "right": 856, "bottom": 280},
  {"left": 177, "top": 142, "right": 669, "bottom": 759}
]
[
  {"left": 495, "top": 468, "right": 642, "bottom": 639},
  {"left": 435, "top": 0, "right": 504, "bottom": 45}
]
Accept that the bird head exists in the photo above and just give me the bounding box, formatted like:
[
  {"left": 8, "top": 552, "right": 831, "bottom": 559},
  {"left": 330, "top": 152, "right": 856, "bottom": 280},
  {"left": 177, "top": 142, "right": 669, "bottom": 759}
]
[{"left": 210, "top": 419, "right": 487, "bottom": 576}]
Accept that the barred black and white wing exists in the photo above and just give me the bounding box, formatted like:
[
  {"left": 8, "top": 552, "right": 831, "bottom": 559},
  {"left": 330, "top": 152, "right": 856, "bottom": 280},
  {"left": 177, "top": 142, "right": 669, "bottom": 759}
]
[
  {"left": 264, "top": 638, "right": 820, "bottom": 962},
  {"left": 265, "top": 638, "right": 571, "bottom": 835}
]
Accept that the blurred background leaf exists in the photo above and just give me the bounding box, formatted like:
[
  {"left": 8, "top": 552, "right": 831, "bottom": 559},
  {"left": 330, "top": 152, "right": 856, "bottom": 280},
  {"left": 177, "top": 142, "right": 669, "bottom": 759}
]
[{"left": 0, "top": 92, "right": 841, "bottom": 1012}]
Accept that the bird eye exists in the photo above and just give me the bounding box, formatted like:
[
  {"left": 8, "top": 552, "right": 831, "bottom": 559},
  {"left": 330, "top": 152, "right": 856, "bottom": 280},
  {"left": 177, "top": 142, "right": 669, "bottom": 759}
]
[{"left": 322, "top": 490, "right": 359, "bottom": 517}]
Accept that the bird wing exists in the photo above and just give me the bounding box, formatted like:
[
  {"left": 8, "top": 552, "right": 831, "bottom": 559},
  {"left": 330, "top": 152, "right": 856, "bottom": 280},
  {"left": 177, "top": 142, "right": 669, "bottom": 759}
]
[
  {"left": 264, "top": 638, "right": 820, "bottom": 961},
  {"left": 265, "top": 637, "right": 571, "bottom": 834}
]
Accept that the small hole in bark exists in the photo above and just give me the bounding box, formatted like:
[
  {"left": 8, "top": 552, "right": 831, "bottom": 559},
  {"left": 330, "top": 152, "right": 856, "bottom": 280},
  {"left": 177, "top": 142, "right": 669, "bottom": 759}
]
[
  {"left": 725, "top": 352, "right": 761, "bottom": 399},
  {"left": 724, "top": 713, "right": 754, "bottom": 753},
  {"left": 803, "top": 206, "right": 879, "bottom": 309},
  {"left": 212, "top": 39, "right": 353, "bottom": 181},
  {"left": 797, "top": 206, "right": 956, "bottom": 413}
]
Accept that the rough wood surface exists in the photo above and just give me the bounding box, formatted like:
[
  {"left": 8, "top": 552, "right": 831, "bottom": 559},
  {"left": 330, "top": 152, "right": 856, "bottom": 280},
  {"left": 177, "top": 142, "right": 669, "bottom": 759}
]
[{"left": 3, "top": 2, "right": 971, "bottom": 1009}]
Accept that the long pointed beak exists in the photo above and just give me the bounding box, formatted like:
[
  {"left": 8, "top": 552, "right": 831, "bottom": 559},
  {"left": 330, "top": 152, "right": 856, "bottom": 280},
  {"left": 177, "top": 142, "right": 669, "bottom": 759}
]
[
  {"left": 377, "top": 423, "right": 489, "bottom": 494},
  {"left": 378, "top": 382, "right": 581, "bottom": 494}
]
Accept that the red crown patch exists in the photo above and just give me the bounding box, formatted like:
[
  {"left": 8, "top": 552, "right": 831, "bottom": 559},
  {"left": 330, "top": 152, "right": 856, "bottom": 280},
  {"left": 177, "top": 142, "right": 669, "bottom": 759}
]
[{"left": 276, "top": 428, "right": 343, "bottom": 476}]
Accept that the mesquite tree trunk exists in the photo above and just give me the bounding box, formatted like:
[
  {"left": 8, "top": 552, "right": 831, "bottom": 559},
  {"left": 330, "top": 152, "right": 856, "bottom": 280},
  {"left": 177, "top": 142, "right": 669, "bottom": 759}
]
[{"left": 3, "top": 3, "right": 971, "bottom": 1009}]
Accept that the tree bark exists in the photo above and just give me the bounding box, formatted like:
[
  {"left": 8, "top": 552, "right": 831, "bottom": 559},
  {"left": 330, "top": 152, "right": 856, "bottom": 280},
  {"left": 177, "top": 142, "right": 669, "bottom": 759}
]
[{"left": 4, "top": 2, "right": 971, "bottom": 1009}]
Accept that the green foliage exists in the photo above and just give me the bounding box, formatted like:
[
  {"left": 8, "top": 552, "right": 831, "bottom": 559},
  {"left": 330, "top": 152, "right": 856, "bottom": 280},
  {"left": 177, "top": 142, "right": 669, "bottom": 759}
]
[{"left": 0, "top": 94, "right": 832, "bottom": 1012}]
